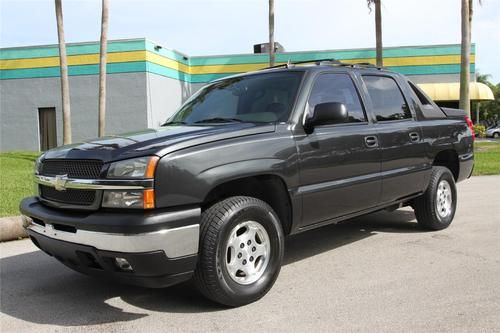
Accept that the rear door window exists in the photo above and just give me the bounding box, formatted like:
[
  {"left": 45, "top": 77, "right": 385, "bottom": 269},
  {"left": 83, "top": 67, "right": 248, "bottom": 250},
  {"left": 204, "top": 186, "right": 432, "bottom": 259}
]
[{"left": 362, "top": 75, "right": 412, "bottom": 121}]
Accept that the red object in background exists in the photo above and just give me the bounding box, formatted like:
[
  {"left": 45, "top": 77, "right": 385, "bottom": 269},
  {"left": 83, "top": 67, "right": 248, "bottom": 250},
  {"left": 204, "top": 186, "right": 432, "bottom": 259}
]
[{"left": 465, "top": 116, "right": 475, "bottom": 141}]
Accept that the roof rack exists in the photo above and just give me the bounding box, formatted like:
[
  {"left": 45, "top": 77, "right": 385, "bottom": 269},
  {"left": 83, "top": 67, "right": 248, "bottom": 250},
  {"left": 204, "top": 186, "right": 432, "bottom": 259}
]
[
  {"left": 260, "top": 58, "right": 342, "bottom": 70},
  {"left": 349, "top": 62, "right": 383, "bottom": 69},
  {"left": 260, "top": 58, "right": 384, "bottom": 70}
]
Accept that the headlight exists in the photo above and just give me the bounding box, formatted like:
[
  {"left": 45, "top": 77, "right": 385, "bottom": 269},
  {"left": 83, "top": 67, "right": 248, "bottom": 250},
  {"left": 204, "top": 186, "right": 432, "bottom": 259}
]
[
  {"left": 107, "top": 156, "right": 159, "bottom": 179},
  {"left": 102, "top": 189, "right": 155, "bottom": 209},
  {"left": 104, "top": 156, "right": 158, "bottom": 209}
]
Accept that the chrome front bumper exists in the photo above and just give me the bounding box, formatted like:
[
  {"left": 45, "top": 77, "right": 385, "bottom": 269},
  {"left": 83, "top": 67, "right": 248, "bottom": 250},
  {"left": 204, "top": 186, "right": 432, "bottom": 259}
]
[{"left": 22, "top": 208, "right": 200, "bottom": 259}]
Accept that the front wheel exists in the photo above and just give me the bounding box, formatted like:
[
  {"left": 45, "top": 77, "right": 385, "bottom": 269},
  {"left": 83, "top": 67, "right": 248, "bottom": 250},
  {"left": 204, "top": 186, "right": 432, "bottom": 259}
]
[
  {"left": 413, "top": 166, "right": 457, "bottom": 230},
  {"left": 194, "top": 196, "right": 284, "bottom": 307},
  {"left": 493, "top": 132, "right": 500, "bottom": 138}
]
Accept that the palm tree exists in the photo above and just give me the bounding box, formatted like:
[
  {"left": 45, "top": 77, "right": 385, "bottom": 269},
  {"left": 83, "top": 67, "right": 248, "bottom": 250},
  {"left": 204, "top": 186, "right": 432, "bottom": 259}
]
[
  {"left": 98, "top": 0, "right": 109, "bottom": 137},
  {"left": 459, "top": 0, "right": 482, "bottom": 117},
  {"left": 268, "top": 0, "right": 275, "bottom": 66},
  {"left": 459, "top": 0, "right": 471, "bottom": 116},
  {"left": 367, "top": 0, "right": 383, "bottom": 67},
  {"left": 476, "top": 73, "right": 491, "bottom": 85},
  {"left": 55, "top": 0, "right": 71, "bottom": 144}
]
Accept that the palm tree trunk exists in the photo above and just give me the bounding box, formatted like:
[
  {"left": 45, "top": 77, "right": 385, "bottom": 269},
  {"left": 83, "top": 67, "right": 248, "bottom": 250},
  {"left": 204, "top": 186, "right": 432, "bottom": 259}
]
[
  {"left": 375, "top": 0, "right": 383, "bottom": 67},
  {"left": 98, "top": 0, "right": 109, "bottom": 137},
  {"left": 459, "top": 0, "right": 471, "bottom": 116},
  {"left": 55, "top": 0, "right": 71, "bottom": 144},
  {"left": 268, "top": 0, "right": 275, "bottom": 67}
]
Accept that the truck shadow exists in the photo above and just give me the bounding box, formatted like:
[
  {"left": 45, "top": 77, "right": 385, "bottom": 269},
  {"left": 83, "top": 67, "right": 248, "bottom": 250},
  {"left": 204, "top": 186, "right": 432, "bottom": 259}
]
[{"left": 0, "top": 209, "right": 419, "bottom": 326}]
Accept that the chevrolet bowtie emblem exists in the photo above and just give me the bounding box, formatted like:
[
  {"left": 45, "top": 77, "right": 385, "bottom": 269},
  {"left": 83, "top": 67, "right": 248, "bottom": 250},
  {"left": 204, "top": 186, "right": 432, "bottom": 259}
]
[{"left": 54, "top": 174, "right": 69, "bottom": 191}]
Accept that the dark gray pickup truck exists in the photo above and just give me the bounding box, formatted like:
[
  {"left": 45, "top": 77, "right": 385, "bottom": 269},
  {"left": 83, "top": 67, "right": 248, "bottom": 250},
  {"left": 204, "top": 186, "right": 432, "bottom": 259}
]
[{"left": 20, "top": 60, "right": 474, "bottom": 306}]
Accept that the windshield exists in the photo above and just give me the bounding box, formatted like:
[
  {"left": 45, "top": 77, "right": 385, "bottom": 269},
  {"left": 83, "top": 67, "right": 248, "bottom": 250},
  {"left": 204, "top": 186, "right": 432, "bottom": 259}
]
[{"left": 165, "top": 72, "right": 303, "bottom": 125}]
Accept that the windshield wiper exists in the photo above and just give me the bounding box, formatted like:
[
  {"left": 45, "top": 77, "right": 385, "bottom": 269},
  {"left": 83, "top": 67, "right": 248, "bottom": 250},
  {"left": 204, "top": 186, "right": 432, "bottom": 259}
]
[
  {"left": 194, "top": 117, "right": 244, "bottom": 124},
  {"left": 161, "top": 120, "right": 186, "bottom": 126}
]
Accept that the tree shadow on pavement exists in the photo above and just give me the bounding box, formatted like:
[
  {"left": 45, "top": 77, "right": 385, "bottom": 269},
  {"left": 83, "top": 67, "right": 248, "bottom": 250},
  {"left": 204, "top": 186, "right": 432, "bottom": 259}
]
[{"left": 0, "top": 209, "right": 420, "bottom": 326}]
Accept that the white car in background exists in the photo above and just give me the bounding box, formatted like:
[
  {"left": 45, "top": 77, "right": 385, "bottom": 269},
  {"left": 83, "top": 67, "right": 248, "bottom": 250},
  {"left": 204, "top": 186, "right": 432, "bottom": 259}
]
[{"left": 486, "top": 125, "right": 500, "bottom": 138}]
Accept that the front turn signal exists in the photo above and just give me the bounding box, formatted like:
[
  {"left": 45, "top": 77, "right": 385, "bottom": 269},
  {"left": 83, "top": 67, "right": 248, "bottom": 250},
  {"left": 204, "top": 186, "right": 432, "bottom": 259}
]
[{"left": 143, "top": 189, "right": 155, "bottom": 209}]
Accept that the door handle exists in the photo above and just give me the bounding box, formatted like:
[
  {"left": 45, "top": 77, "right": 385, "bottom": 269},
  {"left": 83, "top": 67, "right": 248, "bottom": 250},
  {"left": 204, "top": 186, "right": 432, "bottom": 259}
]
[
  {"left": 409, "top": 132, "right": 420, "bottom": 142},
  {"left": 364, "top": 136, "right": 378, "bottom": 148}
]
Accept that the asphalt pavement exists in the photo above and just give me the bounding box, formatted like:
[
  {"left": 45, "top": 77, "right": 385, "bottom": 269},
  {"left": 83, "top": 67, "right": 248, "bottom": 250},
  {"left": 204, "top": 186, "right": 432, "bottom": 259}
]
[{"left": 1, "top": 176, "right": 499, "bottom": 333}]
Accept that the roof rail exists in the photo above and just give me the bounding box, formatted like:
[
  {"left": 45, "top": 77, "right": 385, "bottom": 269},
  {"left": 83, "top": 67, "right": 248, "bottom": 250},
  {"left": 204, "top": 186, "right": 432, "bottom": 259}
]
[
  {"left": 260, "top": 58, "right": 384, "bottom": 70},
  {"left": 349, "top": 62, "right": 384, "bottom": 70},
  {"left": 260, "top": 58, "right": 343, "bottom": 70}
]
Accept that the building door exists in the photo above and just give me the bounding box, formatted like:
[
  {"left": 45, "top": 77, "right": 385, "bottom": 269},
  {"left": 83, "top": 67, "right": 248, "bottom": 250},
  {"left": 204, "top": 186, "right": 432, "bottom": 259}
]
[{"left": 38, "top": 107, "right": 57, "bottom": 151}]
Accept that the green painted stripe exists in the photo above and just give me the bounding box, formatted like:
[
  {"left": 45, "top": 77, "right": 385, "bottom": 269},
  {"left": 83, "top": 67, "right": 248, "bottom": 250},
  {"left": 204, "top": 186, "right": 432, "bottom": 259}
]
[
  {"left": 0, "top": 59, "right": 475, "bottom": 82},
  {"left": 1, "top": 66, "right": 60, "bottom": 79},
  {"left": 0, "top": 39, "right": 146, "bottom": 60},
  {"left": 0, "top": 61, "right": 148, "bottom": 79},
  {"left": 145, "top": 62, "right": 236, "bottom": 82},
  {"left": 146, "top": 62, "right": 189, "bottom": 81}
]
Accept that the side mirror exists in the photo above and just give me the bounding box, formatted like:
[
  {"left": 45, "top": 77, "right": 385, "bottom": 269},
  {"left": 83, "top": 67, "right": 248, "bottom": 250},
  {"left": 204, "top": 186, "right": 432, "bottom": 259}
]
[{"left": 305, "top": 102, "right": 348, "bottom": 132}]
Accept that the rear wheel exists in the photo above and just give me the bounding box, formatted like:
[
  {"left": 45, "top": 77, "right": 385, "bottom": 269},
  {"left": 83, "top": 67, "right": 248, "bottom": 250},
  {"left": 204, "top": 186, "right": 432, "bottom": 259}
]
[
  {"left": 194, "top": 196, "right": 284, "bottom": 307},
  {"left": 413, "top": 166, "right": 457, "bottom": 230}
]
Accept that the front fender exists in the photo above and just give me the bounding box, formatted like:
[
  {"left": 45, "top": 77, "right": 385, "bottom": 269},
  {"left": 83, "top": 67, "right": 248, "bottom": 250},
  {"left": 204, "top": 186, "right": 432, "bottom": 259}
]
[
  {"left": 199, "top": 158, "right": 293, "bottom": 191},
  {"left": 153, "top": 131, "right": 299, "bottom": 208}
]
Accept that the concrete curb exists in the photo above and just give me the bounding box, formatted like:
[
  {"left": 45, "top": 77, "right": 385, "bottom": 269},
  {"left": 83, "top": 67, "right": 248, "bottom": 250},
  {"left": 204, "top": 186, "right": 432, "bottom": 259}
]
[{"left": 0, "top": 216, "right": 28, "bottom": 242}]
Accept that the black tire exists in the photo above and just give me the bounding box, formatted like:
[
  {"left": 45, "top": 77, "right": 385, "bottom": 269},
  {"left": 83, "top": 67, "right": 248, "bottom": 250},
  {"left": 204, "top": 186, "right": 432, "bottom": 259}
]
[
  {"left": 413, "top": 166, "right": 457, "bottom": 230},
  {"left": 194, "top": 196, "right": 284, "bottom": 307}
]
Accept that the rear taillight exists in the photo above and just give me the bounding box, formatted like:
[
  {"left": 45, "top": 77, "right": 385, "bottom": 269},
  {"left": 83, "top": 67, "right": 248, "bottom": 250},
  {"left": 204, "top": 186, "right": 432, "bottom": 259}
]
[{"left": 465, "top": 116, "right": 475, "bottom": 141}]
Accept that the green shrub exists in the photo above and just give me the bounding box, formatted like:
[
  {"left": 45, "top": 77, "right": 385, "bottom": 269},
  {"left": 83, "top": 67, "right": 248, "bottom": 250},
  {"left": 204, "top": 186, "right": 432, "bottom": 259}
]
[{"left": 473, "top": 124, "right": 486, "bottom": 138}]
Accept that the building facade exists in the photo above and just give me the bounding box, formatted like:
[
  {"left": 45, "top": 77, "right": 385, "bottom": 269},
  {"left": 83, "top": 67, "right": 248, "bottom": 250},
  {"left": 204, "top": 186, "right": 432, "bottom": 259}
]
[{"left": 0, "top": 38, "right": 477, "bottom": 151}]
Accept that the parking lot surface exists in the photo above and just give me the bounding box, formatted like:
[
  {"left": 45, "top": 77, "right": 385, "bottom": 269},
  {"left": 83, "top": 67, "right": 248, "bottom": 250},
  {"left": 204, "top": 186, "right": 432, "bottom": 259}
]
[{"left": 1, "top": 176, "right": 499, "bottom": 333}]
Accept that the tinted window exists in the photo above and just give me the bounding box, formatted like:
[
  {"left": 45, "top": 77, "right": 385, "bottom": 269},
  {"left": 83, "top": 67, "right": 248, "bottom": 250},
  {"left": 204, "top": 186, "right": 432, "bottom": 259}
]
[
  {"left": 168, "top": 72, "right": 303, "bottom": 124},
  {"left": 408, "top": 81, "right": 432, "bottom": 106},
  {"left": 363, "top": 75, "right": 412, "bottom": 121},
  {"left": 308, "top": 73, "right": 366, "bottom": 123},
  {"left": 407, "top": 81, "right": 446, "bottom": 118}
]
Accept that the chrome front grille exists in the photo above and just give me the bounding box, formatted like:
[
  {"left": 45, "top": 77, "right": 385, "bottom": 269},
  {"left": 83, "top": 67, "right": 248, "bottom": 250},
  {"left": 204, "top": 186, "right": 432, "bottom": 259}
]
[
  {"left": 41, "top": 159, "right": 103, "bottom": 179},
  {"left": 38, "top": 159, "right": 103, "bottom": 208},
  {"left": 39, "top": 185, "right": 96, "bottom": 206}
]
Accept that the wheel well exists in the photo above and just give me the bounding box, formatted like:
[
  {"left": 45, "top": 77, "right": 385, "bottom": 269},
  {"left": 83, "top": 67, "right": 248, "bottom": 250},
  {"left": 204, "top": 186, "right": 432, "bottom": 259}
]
[
  {"left": 203, "top": 175, "right": 293, "bottom": 235},
  {"left": 433, "top": 150, "right": 459, "bottom": 180}
]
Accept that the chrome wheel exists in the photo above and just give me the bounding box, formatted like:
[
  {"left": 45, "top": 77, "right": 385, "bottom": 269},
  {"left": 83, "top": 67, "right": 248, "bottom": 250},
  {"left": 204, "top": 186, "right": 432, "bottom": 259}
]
[
  {"left": 436, "top": 180, "right": 453, "bottom": 219},
  {"left": 224, "top": 221, "right": 271, "bottom": 285}
]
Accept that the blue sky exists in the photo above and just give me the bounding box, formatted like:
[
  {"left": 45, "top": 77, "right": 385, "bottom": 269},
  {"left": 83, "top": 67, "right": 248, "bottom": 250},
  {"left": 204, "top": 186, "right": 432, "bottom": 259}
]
[{"left": 1, "top": 0, "right": 499, "bottom": 82}]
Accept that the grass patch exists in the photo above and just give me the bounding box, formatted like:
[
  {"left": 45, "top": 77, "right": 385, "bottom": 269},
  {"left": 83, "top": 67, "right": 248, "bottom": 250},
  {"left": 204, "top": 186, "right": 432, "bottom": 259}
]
[
  {"left": 0, "top": 152, "right": 40, "bottom": 217},
  {"left": 473, "top": 141, "right": 500, "bottom": 176}
]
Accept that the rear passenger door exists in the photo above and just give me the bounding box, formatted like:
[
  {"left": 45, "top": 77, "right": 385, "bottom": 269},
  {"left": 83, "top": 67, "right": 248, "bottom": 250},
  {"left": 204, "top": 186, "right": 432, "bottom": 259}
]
[
  {"left": 295, "top": 72, "right": 382, "bottom": 227},
  {"left": 360, "top": 74, "right": 428, "bottom": 204}
]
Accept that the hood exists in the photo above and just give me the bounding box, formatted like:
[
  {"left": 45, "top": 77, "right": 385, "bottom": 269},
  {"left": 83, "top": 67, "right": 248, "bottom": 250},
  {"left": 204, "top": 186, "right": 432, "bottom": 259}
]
[{"left": 42, "top": 123, "right": 276, "bottom": 162}]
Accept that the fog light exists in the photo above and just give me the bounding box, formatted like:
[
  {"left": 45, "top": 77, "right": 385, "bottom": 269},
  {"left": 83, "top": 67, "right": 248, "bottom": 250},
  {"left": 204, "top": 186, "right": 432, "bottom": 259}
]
[{"left": 115, "top": 257, "right": 133, "bottom": 271}]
